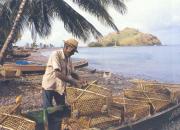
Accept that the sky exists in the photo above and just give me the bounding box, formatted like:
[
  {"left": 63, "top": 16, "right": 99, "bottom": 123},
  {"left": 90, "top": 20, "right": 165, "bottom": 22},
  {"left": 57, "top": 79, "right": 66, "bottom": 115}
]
[{"left": 17, "top": 0, "right": 180, "bottom": 46}]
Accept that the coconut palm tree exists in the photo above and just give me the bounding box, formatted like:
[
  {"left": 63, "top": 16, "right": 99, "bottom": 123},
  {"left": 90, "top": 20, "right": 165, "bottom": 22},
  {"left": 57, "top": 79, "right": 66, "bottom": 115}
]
[
  {"left": 0, "top": 0, "right": 28, "bottom": 63},
  {"left": 0, "top": 0, "right": 126, "bottom": 64},
  {"left": 0, "top": 3, "right": 22, "bottom": 54}
]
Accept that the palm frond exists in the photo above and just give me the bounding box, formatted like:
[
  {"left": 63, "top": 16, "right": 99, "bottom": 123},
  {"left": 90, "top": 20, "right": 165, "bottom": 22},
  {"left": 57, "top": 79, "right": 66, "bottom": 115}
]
[
  {"left": 0, "top": 1, "right": 12, "bottom": 45},
  {"left": 100, "top": 0, "right": 127, "bottom": 14},
  {"left": 71, "top": 0, "right": 119, "bottom": 32},
  {"left": 0, "top": 0, "right": 32, "bottom": 45},
  {"left": 51, "top": 0, "right": 102, "bottom": 41},
  {"left": 28, "top": 0, "right": 52, "bottom": 38}
]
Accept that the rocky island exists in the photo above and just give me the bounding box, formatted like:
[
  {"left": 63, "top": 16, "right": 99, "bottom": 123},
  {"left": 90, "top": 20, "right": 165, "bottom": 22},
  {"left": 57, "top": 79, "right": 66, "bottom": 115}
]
[{"left": 88, "top": 27, "right": 162, "bottom": 47}]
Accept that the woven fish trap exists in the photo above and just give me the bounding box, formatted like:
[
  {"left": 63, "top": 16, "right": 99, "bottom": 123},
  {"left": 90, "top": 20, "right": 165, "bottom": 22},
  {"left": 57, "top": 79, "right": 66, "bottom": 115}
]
[
  {"left": 86, "top": 84, "right": 112, "bottom": 97},
  {"left": 66, "top": 87, "right": 83, "bottom": 103},
  {"left": 124, "top": 105, "right": 150, "bottom": 120},
  {"left": 77, "top": 115, "right": 121, "bottom": 129},
  {"left": 66, "top": 87, "right": 109, "bottom": 116},
  {"left": 134, "top": 81, "right": 180, "bottom": 94},
  {"left": 137, "top": 84, "right": 171, "bottom": 95},
  {"left": 124, "top": 89, "right": 170, "bottom": 100},
  {"left": 73, "top": 97, "right": 107, "bottom": 116},
  {"left": 164, "top": 87, "right": 180, "bottom": 102},
  {"left": 150, "top": 100, "right": 172, "bottom": 112},
  {"left": 123, "top": 89, "right": 172, "bottom": 112},
  {"left": 113, "top": 96, "right": 148, "bottom": 106},
  {"left": 0, "top": 104, "right": 20, "bottom": 115},
  {"left": 0, "top": 113, "right": 35, "bottom": 130}
]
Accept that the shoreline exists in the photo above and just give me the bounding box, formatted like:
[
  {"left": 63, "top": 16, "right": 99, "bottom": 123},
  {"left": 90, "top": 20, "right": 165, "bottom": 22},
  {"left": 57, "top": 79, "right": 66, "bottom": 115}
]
[
  {"left": 0, "top": 48, "right": 177, "bottom": 112},
  {"left": 0, "top": 49, "right": 136, "bottom": 112},
  {"left": 0, "top": 48, "right": 180, "bottom": 130}
]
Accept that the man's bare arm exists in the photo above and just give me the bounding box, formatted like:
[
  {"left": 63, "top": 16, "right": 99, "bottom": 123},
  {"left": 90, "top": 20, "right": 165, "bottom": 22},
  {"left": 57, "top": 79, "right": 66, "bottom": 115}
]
[
  {"left": 71, "top": 71, "right": 79, "bottom": 80},
  {"left": 55, "top": 69, "right": 77, "bottom": 86}
]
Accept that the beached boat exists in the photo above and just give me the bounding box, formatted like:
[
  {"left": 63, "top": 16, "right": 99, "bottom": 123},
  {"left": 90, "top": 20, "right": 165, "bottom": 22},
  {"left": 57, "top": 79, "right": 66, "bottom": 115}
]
[
  {"left": 0, "top": 81, "right": 180, "bottom": 130},
  {"left": 12, "top": 49, "right": 31, "bottom": 58},
  {"left": 1, "top": 62, "right": 46, "bottom": 77},
  {"left": 0, "top": 59, "right": 88, "bottom": 78},
  {"left": 73, "top": 59, "right": 88, "bottom": 68},
  {"left": 3, "top": 63, "right": 46, "bottom": 72}
]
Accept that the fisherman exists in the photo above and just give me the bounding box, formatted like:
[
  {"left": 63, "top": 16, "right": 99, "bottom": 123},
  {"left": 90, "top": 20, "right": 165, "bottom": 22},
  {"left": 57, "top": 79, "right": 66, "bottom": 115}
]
[{"left": 42, "top": 38, "right": 85, "bottom": 130}]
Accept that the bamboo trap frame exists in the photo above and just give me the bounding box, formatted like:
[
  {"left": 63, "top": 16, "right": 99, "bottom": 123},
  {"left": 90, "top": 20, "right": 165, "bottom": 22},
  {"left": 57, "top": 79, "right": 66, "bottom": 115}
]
[
  {"left": 124, "top": 89, "right": 170, "bottom": 101},
  {"left": 124, "top": 105, "right": 150, "bottom": 120},
  {"left": 65, "top": 80, "right": 179, "bottom": 129},
  {"left": 0, "top": 113, "right": 36, "bottom": 130},
  {"left": 65, "top": 81, "right": 122, "bottom": 129},
  {"left": 0, "top": 103, "right": 20, "bottom": 115},
  {"left": 124, "top": 89, "right": 169, "bottom": 98},
  {"left": 67, "top": 87, "right": 109, "bottom": 116},
  {"left": 85, "top": 83, "right": 112, "bottom": 97},
  {"left": 131, "top": 80, "right": 180, "bottom": 90},
  {"left": 76, "top": 114, "right": 121, "bottom": 129},
  {"left": 113, "top": 97, "right": 150, "bottom": 106}
]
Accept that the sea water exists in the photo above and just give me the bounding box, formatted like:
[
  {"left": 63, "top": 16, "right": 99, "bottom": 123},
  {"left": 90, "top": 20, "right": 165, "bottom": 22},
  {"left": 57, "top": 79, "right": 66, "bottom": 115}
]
[{"left": 43, "top": 45, "right": 180, "bottom": 83}]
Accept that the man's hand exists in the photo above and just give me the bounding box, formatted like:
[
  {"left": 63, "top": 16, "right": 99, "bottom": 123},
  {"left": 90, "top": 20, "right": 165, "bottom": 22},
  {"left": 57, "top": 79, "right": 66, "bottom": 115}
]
[
  {"left": 55, "top": 69, "right": 78, "bottom": 86},
  {"left": 69, "top": 78, "right": 78, "bottom": 87},
  {"left": 77, "top": 79, "right": 88, "bottom": 89},
  {"left": 71, "top": 72, "right": 79, "bottom": 80}
]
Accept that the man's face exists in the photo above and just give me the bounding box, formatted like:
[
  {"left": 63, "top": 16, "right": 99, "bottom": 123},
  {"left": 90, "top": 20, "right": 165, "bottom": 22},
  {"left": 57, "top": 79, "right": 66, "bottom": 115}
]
[{"left": 64, "top": 45, "right": 77, "bottom": 57}]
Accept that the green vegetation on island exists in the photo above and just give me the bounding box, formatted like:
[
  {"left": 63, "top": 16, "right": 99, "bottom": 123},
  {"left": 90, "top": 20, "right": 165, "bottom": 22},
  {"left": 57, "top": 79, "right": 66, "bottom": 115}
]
[{"left": 88, "top": 27, "right": 162, "bottom": 47}]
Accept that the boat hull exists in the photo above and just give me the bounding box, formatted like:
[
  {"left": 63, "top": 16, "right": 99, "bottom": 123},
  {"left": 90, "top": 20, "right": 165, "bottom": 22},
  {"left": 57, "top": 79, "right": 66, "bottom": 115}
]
[{"left": 114, "top": 103, "right": 180, "bottom": 130}]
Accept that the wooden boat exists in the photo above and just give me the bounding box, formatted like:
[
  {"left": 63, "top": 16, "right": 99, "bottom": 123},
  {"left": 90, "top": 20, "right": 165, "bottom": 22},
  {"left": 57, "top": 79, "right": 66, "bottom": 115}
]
[
  {"left": 1, "top": 81, "right": 180, "bottom": 130},
  {"left": 1, "top": 63, "right": 46, "bottom": 77},
  {"left": 12, "top": 49, "right": 31, "bottom": 58},
  {"left": 0, "top": 59, "right": 88, "bottom": 78},
  {"left": 3, "top": 63, "right": 46, "bottom": 72},
  {"left": 73, "top": 59, "right": 88, "bottom": 68}
]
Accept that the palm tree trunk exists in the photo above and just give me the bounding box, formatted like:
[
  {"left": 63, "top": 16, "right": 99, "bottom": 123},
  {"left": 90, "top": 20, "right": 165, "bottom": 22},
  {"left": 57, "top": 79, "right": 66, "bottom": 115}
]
[{"left": 0, "top": 0, "right": 27, "bottom": 64}]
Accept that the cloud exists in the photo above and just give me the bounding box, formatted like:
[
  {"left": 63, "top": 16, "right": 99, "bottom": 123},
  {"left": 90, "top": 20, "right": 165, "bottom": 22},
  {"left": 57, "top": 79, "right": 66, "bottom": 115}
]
[{"left": 17, "top": 0, "right": 180, "bottom": 46}]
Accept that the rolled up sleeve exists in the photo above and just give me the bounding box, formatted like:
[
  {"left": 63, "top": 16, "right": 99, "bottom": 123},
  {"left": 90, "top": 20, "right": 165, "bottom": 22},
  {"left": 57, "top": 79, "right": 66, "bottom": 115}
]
[{"left": 51, "top": 52, "right": 62, "bottom": 71}]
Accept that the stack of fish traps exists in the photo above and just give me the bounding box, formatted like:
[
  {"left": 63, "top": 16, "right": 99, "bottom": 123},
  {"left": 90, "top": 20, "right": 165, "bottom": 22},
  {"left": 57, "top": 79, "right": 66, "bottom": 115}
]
[
  {"left": 0, "top": 103, "right": 36, "bottom": 130},
  {"left": 112, "top": 80, "right": 180, "bottom": 123},
  {"left": 65, "top": 80, "right": 180, "bottom": 129},
  {"left": 66, "top": 81, "right": 121, "bottom": 129}
]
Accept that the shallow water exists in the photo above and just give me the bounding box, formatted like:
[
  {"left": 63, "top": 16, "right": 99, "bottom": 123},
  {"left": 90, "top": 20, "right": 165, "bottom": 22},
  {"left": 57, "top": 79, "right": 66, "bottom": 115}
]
[{"left": 43, "top": 45, "right": 180, "bottom": 83}]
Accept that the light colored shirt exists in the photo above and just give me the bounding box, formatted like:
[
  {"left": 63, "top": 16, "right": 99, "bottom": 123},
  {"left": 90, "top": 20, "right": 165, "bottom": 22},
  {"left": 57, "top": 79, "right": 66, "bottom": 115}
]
[{"left": 42, "top": 49, "right": 73, "bottom": 95}]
